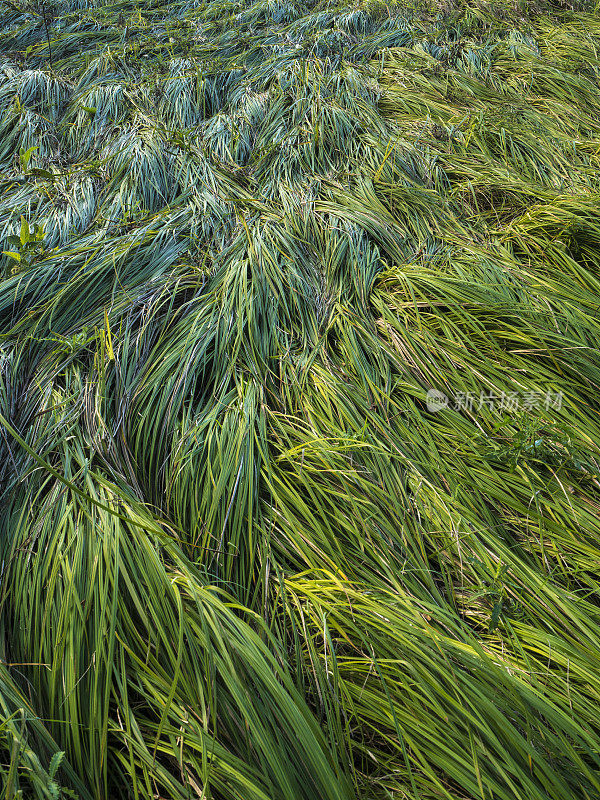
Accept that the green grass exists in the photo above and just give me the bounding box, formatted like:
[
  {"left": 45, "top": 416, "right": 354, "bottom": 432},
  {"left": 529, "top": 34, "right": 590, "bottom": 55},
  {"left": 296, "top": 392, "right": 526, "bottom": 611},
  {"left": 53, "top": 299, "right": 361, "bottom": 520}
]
[{"left": 1, "top": 0, "right": 600, "bottom": 797}]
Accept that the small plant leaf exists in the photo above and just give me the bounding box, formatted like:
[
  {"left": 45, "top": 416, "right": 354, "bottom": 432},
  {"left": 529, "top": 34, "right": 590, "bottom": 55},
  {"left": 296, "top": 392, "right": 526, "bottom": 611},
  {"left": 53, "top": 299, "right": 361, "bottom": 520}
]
[
  {"left": 19, "top": 216, "right": 30, "bottom": 246},
  {"left": 18, "top": 145, "right": 38, "bottom": 171},
  {"left": 29, "top": 167, "right": 55, "bottom": 180},
  {"left": 48, "top": 749, "right": 64, "bottom": 779},
  {"left": 489, "top": 602, "right": 503, "bottom": 633}
]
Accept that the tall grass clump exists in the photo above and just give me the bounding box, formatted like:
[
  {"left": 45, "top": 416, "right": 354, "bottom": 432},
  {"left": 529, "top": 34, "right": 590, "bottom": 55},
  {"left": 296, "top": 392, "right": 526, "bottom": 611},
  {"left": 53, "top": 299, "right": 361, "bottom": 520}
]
[{"left": 1, "top": 0, "right": 600, "bottom": 797}]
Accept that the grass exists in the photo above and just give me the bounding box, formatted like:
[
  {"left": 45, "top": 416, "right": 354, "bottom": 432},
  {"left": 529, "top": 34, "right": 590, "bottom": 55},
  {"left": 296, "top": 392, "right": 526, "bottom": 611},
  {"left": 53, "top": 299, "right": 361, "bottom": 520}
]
[{"left": 1, "top": 0, "right": 600, "bottom": 797}]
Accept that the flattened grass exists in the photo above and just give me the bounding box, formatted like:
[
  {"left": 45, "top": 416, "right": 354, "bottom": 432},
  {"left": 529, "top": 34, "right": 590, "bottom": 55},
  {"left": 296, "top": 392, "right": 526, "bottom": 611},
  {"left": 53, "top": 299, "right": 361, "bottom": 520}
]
[{"left": 1, "top": 0, "right": 600, "bottom": 798}]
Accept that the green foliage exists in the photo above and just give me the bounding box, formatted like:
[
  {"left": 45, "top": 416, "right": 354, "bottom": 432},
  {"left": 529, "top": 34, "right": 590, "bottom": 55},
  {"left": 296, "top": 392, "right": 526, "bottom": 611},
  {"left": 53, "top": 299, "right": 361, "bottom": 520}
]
[
  {"left": 1, "top": 0, "right": 600, "bottom": 799},
  {"left": 2, "top": 214, "right": 45, "bottom": 271}
]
